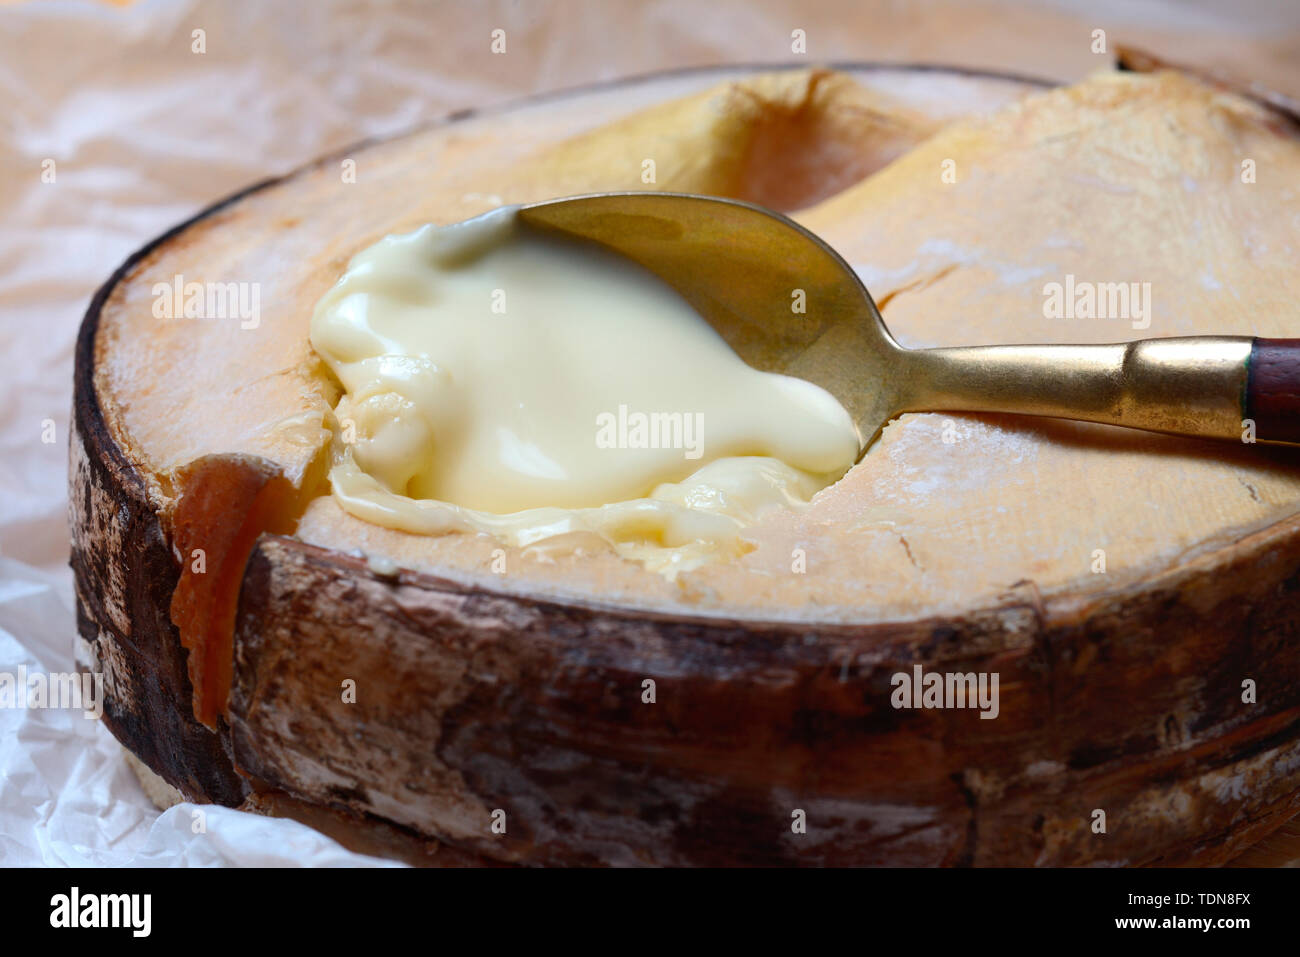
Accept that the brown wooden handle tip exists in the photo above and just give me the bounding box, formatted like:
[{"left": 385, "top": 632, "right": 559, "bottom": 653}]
[{"left": 1246, "top": 338, "right": 1300, "bottom": 444}]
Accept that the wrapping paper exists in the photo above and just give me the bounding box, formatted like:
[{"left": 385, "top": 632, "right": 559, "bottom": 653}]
[{"left": 0, "top": 0, "right": 1294, "bottom": 867}]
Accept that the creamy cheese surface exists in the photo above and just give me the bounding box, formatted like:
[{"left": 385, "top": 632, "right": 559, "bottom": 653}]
[{"left": 310, "top": 207, "right": 860, "bottom": 574}]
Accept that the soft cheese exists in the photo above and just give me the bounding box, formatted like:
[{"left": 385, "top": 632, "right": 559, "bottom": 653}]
[{"left": 309, "top": 207, "right": 860, "bottom": 573}]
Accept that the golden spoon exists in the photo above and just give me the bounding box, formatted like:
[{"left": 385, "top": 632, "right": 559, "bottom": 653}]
[{"left": 518, "top": 191, "right": 1299, "bottom": 456}]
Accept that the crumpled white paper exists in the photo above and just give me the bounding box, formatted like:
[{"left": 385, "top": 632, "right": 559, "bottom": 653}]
[{"left": 1, "top": 0, "right": 1293, "bottom": 867}]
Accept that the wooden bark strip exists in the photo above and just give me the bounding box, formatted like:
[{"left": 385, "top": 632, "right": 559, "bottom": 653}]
[
  {"left": 226, "top": 532, "right": 1300, "bottom": 866},
  {"left": 70, "top": 352, "right": 249, "bottom": 805},
  {"left": 237, "top": 791, "right": 499, "bottom": 867}
]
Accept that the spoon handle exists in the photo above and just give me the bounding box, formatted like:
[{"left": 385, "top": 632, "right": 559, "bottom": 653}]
[
  {"left": 1246, "top": 339, "right": 1300, "bottom": 443},
  {"left": 904, "top": 336, "right": 1296, "bottom": 444}
]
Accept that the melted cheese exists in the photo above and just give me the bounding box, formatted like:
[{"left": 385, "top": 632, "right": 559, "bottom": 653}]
[{"left": 309, "top": 207, "right": 860, "bottom": 575}]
